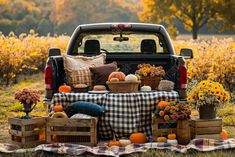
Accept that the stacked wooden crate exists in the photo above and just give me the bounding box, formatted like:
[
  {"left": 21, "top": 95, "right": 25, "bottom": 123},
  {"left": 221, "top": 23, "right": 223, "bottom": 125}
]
[
  {"left": 46, "top": 117, "right": 98, "bottom": 146},
  {"left": 152, "top": 114, "right": 177, "bottom": 139},
  {"left": 8, "top": 117, "right": 46, "bottom": 148},
  {"left": 190, "top": 118, "right": 222, "bottom": 140}
]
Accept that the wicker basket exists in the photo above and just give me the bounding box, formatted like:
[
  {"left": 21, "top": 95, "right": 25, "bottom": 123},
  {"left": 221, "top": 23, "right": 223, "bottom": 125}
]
[
  {"left": 106, "top": 81, "right": 140, "bottom": 93},
  {"left": 141, "top": 76, "right": 160, "bottom": 90}
]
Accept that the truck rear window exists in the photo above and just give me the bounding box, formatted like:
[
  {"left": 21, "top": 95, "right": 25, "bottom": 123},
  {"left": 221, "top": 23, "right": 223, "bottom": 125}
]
[{"left": 77, "top": 33, "right": 168, "bottom": 54}]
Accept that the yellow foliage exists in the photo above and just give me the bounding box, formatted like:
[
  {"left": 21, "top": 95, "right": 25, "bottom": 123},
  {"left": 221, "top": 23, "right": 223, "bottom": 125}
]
[
  {"left": 174, "top": 38, "right": 235, "bottom": 91},
  {"left": 0, "top": 32, "right": 69, "bottom": 83}
]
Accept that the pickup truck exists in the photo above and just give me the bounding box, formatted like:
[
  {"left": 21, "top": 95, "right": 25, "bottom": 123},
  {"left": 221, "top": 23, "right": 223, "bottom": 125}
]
[{"left": 44, "top": 23, "right": 193, "bottom": 104}]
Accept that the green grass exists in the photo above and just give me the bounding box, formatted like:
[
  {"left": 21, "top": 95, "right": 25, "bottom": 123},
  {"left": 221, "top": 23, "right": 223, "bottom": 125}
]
[
  {"left": 1, "top": 149, "right": 235, "bottom": 157},
  {"left": 0, "top": 73, "right": 47, "bottom": 123}
]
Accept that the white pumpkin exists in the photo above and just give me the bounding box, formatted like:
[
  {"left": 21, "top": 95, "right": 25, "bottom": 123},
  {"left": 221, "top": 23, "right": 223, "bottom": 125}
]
[
  {"left": 125, "top": 74, "right": 138, "bottom": 82},
  {"left": 141, "top": 85, "right": 151, "bottom": 91},
  {"left": 167, "top": 139, "right": 178, "bottom": 145},
  {"left": 119, "top": 139, "right": 132, "bottom": 147}
]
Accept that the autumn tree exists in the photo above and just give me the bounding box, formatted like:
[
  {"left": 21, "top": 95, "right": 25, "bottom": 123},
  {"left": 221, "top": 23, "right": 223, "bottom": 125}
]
[
  {"left": 216, "top": 0, "right": 235, "bottom": 31},
  {"left": 139, "top": 0, "right": 234, "bottom": 39},
  {"left": 50, "top": 0, "right": 138, "bottom": 34},
  {"left": 0, "top": 0, "right": 41, "bottom": 34}
]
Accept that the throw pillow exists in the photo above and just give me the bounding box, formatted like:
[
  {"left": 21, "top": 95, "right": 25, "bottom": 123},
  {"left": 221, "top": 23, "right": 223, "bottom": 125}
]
[
  {"left": 63, "top": 54, "right": 106, "bottom": 86},
  {"left": 89, "top": 62, "right": 117, "bottom": 86},
  {"left": 66, "top": 65, "right": 95, "bottom": 87},
  {"left": 65, "top": 101, "right": 106, "bottom": 117}
]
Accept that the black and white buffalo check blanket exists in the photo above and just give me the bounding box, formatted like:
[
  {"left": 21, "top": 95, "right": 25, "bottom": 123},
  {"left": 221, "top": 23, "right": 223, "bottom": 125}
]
[{"left": 50, "top": 91, "right": 179, "bottom": 139}]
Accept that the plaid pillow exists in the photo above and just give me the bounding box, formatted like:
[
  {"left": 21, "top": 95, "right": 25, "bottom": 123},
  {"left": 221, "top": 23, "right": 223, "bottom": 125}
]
[
  {"left": 66, "top": 65, "right": 95, "bottom": 87},
  {"left": 63, "top": 54, "right": 106, "bottom": 87}
]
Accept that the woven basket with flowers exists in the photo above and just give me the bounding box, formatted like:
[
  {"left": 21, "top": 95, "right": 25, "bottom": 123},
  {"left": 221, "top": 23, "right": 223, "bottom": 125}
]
[{"left": 135, "top": 64, "right": 165, "bottom": 89}]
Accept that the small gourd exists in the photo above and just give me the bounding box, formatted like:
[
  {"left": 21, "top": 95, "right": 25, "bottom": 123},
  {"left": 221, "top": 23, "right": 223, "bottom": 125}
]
[
  {"left": 221, "top": 130, "right": 228, "bottom": 140},
  {"left": 167, "top": 133, "right": 176, "bottom": 140},
  {"left": 125, "top": 74, "right": 138, "bottom": 82},
  {"left": 155, "top": 136, "right": 167, "bottom": 143},
  {"left": 141, "top": 85, "right": 151, "bottom": 91},
  {"left": 129, "top": 133, "right": 147, "bottom": 144},
  {"left": 58, "top": 84, "right": 72, "bottom": 93},
  {"left": 167, "top": 139, "right": 178, "bottom": 145},
  {"left": 119, "top": 139, "right": 131, "bottom": 147},
  {"left": 53, "top": 105, "right": 63, "bottom": 112},
  {"left": 108, "top": 140, "right": 122, "bottom": 147}
]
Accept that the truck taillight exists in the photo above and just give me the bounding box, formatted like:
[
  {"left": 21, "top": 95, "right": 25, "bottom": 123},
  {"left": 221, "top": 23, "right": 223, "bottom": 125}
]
[
  {"left": 179, "top": 65, "right": 187, "bottom": 99},
  {"left": 45, "top": 64, "right": 52, "bottom": 90}
]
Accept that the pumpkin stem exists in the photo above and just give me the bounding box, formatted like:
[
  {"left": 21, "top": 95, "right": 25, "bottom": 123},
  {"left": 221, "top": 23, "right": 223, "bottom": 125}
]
[{"left": 116, "top": 68, "right": 120, "bottom": 72}]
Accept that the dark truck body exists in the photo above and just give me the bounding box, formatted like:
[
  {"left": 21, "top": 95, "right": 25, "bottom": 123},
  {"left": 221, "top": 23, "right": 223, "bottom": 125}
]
[{"left": 44, "top": 23, "right": 192, "bottom": 104}]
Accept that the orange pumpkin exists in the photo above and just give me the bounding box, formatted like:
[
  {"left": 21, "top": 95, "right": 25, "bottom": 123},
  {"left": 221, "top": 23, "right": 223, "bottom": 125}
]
[
  {"left": 129, "top": 133, "right": 147, "bottom": 144},
  {"left": 53, "top": 105, "right": 63, "bottom": 112},
  {"left": 158, "top": 101, "right": 168, "bottom": 107},
  {"left": 108, "top": 71, "right": 126, "bottom": 81},
  {"left": 221, "top": 130, "right": 228, "bottom": 140},
  {"left": 168, "top": 133, "right": 176, "bottom": 140},
  {"left": 159, "top": 110, "right": 165, "bottom": 117},
  {"left": 164, "top": 115, "right": 170, "bottom": 121},
  {"left": 58, "top": 84, "right": 71, "bottom": 93},
  {"left": 108, "top": 140, "right": 122, "bottom": 147}
]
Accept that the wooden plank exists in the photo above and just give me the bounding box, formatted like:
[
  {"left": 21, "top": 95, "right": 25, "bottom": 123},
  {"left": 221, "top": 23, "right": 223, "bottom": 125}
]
[
  {"left": 193, "top": 126, "right": 222, "bottom": 135},
  {"left": 8, "top": 117, "right": 46, "bottom": 125},
  {"left": 9, "top": 129, "right": 45, "bottom": 137},
  {"left": 191, "top": 119, "right": 222, "bottom": 128},
  {"left": 47, "top": 118, "right": 96, "bottom": 127},
  {"left": 195, "top": 134, "right": 222, "bottom": 140},
  {"left": 46, "top": 125, "right": 52, "bottom": 143},
  {"left": 48, "top": 131, "right": 93, "bottom": 136}
]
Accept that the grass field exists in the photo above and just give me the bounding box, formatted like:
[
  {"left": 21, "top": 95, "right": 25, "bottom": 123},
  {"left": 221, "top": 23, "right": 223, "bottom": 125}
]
[{"left": 0, "top": 73, "right": 234, "bottom": 156}]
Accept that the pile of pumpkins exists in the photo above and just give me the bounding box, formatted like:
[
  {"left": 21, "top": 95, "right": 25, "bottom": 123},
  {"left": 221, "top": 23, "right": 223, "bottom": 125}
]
[
  {"left": 155, "top": 133, "right": 177, "bottom": 144},
  {"left": 108, "top": 132, "right": 178, "bottom": 147},
  {"left": 108, "top": 71, "right": 152, "bottom": 91},
  {"left": 108, "top": 132, "right": 147, "bottom": 147},
  {"left": 108, "top": 71, "right": 138, "bottom": 82}
]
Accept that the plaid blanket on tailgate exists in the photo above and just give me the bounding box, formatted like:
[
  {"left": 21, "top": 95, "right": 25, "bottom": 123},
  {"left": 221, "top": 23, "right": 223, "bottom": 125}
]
[{"left": 51, "top": 91, "right": 179, "bottom": 139}]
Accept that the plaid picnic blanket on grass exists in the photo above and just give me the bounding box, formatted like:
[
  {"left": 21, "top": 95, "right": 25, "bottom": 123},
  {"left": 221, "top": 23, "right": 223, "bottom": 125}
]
[
  {"left": 1, "top": 139, "right": 235, "bottom": 156},
  {"left": 51, "top": 91, "right": 179, "bottom": 139}
]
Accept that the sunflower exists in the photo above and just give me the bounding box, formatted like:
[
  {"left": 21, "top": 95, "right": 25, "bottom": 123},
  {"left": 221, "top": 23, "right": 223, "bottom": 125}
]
[{"left": 198, "top": 92, "right": 205, "bottom": 101}]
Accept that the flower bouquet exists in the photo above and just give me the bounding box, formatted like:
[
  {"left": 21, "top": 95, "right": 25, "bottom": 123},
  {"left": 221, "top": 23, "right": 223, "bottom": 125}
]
[
  {"left": 135, "top": 64, "right": 165, "bottom": 89},
  {"left": 15, "top": 88, "right": 40, "bottom": 119},
  {"left": 155, "top": 101, "right": 191, "bottom": 145},
  {"left": 187, "top": 80, "right": 230, "bottom": 119},
  {"left": 155, "top": 101, "right": 191, "bottom": 121}
]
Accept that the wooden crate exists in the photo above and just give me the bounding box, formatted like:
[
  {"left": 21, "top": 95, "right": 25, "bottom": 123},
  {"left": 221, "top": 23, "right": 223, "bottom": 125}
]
[
  {"left": 8, "top": 117, "right": 46, "bottom": 148},
  {"left": 152, "top": 115, "right": 177, "bottom": 139},
  {"left": 46, "top": 117, "right": 98, "bottom": 146},
  {"left": 190, "top": 118, "right": 222, "bottom": 140}
]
